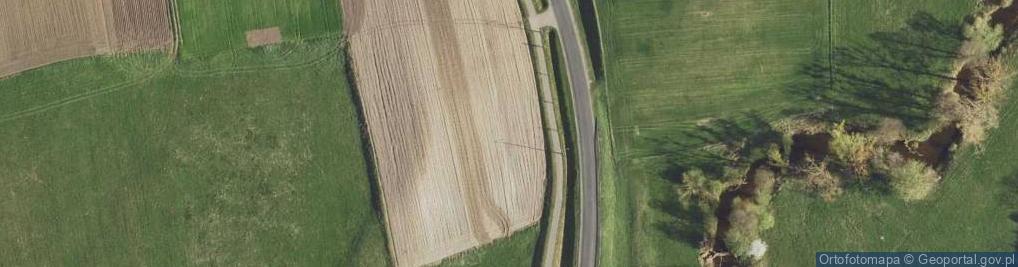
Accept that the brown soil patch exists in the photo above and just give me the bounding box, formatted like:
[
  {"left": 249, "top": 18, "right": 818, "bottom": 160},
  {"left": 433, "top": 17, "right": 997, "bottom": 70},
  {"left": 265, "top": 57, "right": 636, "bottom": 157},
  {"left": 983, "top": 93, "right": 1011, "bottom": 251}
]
[
  {"left": 343, "top": 0, "right": 544, "bottom": 266},
  {"left": 789, "top": 133, "right": 832, "bottom": 166},
  {"left": 245, "top": 27, "right": 282, "bottom": 48},
  {"left": 891, "top": 125, "right": 962, "bottom": 169},
  {"left": 0, "top": 0, "right": 172, "bottom": 78}
]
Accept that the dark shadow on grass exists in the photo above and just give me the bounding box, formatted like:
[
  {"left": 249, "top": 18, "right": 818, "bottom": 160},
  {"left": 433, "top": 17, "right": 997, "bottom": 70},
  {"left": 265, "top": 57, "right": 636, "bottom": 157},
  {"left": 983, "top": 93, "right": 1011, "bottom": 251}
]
[
  {"left": 997, "top": 169, "right": 1018, "bottom": 207},
  {"left": 644, "top": 114, "right": 780, "bottom": 246},
  {"left": 531, "top": 149, "right": 557, "bottom": 267},
  {"left": 650, "top": 114, "right": 780, "bottom": 179},
  {"left": 1001, "top": 169, "right": 1018, "bottom": 251},
  {"left": 784, "top": 12, "right": 966, "bottom": 129},
  {"left": 1010, "top": 212, "right": 1018, "bottom": 251},
  {"left": 653, "top": 187, "right": 708, "bottom": 247},
  {"left": 340, "top": 42, "right": 393, "bottom": 266},
  {"left": 576, "top": 0, "right": 605, "bottom": 81}
]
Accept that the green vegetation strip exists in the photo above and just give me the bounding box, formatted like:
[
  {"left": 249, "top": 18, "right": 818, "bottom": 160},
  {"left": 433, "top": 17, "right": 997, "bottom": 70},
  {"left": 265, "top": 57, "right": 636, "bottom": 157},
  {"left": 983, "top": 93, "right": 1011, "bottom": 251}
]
[
  {"left": 176, "top": 0, "right": 342, "bottom": 59},
  {"left": 543, "top": 28, "right": 582, "bottom": 267}
]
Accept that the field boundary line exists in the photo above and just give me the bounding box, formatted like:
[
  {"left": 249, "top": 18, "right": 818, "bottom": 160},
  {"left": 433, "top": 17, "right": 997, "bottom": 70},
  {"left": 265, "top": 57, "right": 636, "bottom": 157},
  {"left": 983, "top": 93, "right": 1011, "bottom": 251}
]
[
  {"left": 173, "top": 40, "right": 340, "bottom": 77},
  {"left": 828, "top": 0, "right": 835, "bottom": 92},
  {"left": 168, "top": 0, "right": 183, "bottom": 59},
  {"left": 535, "top": 25, "right": 577, "bottom": 267},
  {"left": 0, "top": 63, "right": 171, "bottom": 124},
  {"left": 174, "top": 35, "right": 346, "bottom": 76},
  {"left": 349, "top": 19, "right": 528, "bottom": 38},
  {"left": 0, "top": 40, "right": 336, "bottom": 124}
]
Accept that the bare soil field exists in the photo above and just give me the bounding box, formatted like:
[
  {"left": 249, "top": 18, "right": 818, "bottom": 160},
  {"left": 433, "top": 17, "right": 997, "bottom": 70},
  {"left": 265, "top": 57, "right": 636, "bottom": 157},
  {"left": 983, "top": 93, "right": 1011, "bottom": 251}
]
[
  {"left": 0, "top": 0, "right": 173, "bottom": 78},
  {"left": 245, "top": 27, "right": 282, "bottom": 47},
  {"left": 343, "top": 0, "right": 546, "bottom": 266}
]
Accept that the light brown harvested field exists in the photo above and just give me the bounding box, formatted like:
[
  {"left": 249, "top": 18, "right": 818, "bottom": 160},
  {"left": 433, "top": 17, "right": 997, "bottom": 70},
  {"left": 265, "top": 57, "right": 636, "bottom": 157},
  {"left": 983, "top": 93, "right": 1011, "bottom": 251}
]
[
  {"left": 0, "top": 0, "right": 172, "bottom": 78},
  {"left": 245, "top": 27, "right": 283, "bottom": 47},
  {"left": 343, "top": 0, "right": 546, "bottom": 266}
]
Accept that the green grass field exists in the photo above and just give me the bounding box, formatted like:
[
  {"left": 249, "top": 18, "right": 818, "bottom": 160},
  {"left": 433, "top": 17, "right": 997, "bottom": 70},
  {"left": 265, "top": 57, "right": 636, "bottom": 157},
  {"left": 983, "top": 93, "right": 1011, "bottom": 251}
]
[
  {"left": 765, "top": 1, "right": 1016, "bottom": 265},
  {"left": 0, "top": 0, "right": 395, "bottom": 260},
  {"left": 434, "top": 227, "right": 541, "bottom": 267},
  {"left": 0, "top": 0, "right": 554, "bottom": 265},
  {"left": 177, "top": 0, "right": 342, "bottom": 59},
  {"left": 0, "top": 39, "right": 390, "bottom": 266},
  {"left": 766, "top": 102, "right": 1018, "bottom": 264},
  {"left": 596, "top": 0, "right": 828, "bottom": 265},
  {"left": 597, "top": 0, "right": 991, "bottom": 265}
]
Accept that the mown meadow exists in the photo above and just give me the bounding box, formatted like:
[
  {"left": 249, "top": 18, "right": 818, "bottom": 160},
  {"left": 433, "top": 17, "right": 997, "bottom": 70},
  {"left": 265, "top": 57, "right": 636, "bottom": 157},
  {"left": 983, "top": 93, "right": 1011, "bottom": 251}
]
[
  {"left": 0, "top": 0, "right": 388, "bottom": 265},
  {"left": 596, "top": 0, "right": 1011, "bottom": 265},
  {"left": 764, "top": 1, "right": 1017, "bottom": 266},
  {"left": 176, "top": 0, "right": 343, "bottom": 59},
  {"left": 596, "top": 0, "right": 828, "bottom": 265}
]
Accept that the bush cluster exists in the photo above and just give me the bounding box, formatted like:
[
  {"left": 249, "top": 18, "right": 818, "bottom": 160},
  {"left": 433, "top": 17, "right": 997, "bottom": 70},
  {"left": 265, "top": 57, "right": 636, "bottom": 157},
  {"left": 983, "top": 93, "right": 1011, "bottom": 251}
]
[
  {"left": 829, "top": 122, "right": 876, "bottom": 176},
  {"left": 723, "top": 168, "right": 776, "bottom": 264},
  {"left": 886, "top": 159, "right": 940, "bottom": 201}
]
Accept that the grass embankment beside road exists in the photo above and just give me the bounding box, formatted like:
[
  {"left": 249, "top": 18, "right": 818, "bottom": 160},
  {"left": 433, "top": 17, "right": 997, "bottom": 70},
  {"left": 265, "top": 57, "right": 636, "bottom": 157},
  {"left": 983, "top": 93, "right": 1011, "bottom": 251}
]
[
  {"left": 534, "top": 0, "right": 548, "bottom": 13},
  {"left": 544, "top": 28, "right": 582, "bottom": 267}
]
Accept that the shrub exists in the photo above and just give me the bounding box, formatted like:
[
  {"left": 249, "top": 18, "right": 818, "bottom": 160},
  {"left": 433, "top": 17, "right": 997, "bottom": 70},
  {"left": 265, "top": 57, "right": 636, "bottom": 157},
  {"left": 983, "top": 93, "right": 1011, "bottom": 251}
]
[
  {"left": 678, "top": 168, "right": 729, "bottom": 208},
  {"left": 961, "top": 13, "right": 1004, "bottom": 57},
  {"left": 935, "top": 91, "right": 1001, "bottom": 146},
  {"left": 829, "top": 122, "right": 876, "bottom": 176},
  {"left": 724, "top": 197, "right": 773, "bottom": 262},
  {"left": 751, "top": 168, "right": 777, "bottom": 205},
  {"left": 799, "top": 159, "right": 842, "bottom": 202},
  {"left": 747, "top": 239, "right": 769, "bottom": 263},
  {"left": 872, "top": 118, "right": 907, "bottom": 145},
  {"left": 887, "top": 160, "right": 940, "bottom": 201},
  {"left": 957, "top": 59, "right": 1006, "bottom": 101},
  {"left": 766, "top": 143, "right": 788, "bottom": 168}
]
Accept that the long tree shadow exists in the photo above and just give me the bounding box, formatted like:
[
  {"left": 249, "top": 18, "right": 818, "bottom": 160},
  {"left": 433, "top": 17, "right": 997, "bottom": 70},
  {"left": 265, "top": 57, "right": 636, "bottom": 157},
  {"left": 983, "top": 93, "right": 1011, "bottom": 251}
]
[
  {"left": 1002, "top": 168, "right": 1018, "bottom": 251},
  {"left": 651, "top": 114, "right": 780, "bottom": 180},
  {"left": 642, "top": 11, "right": 969, "bottom": 249},
  {"left": 1010, "top": 212, "right": 1018, "bottom": 251},
  {"left": 785, "top": 12, "right": 966, "bottom": 129},
  {"left": 653, "top": 185, "right": 709, "bottom": 247},
  {"left": 646, "top": 114, "right": 781, "bottom": 247}
]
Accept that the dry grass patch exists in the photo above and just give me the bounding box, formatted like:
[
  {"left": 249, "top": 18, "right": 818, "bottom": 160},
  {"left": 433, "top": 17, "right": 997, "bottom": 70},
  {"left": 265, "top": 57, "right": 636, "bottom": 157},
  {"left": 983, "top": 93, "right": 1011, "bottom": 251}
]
[{"left": 245, "top": 27, "right": 282, "bottom": 48}]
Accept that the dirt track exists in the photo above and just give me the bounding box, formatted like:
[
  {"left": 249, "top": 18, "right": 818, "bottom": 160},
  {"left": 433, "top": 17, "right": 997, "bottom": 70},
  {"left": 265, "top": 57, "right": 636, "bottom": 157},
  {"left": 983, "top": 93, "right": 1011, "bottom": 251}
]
[
  {"left": 0, "top": 0, "right": 173, "bottom": 78},
  {"left": 343, "top": 0, "right": 546, "bottom": 266}
]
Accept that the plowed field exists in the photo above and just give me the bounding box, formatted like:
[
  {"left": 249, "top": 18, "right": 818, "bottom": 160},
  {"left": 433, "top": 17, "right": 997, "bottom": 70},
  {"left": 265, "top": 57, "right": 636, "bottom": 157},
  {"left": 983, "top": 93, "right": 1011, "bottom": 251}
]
[
  {"left": 343, "top": 0, "right": 546, "bottom": 266},
  {"left": 0, "top": 0, "right": 172, "bottom": 78}
]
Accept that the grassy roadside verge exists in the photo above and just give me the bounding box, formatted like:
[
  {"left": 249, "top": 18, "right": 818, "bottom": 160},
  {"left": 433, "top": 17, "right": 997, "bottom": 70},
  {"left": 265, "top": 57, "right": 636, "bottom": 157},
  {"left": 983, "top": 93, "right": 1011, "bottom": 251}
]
[
  {"left": 544, "top": 28, "right": 582, "bottom": 267},
  {"left": 534, "top": 0, "right": 549, "bottom": 13},
  {"left": 566, "top": 0, "right": 604, "bottom": 81},
  {"left": 596, "top": 83, "right": 630, "bottom": 266},
  {"left": 531, "top": 24, "right": 569, "bottom": 267},
  {"left": 556, "top": 1, "right": 623, "bottom": 265}
]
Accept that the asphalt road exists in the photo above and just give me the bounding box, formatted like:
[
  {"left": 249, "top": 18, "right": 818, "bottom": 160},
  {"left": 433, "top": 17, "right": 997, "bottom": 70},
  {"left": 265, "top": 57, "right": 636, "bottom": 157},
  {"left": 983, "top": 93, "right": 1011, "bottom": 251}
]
[{"left": 549, "top": 1, "right": 599, "bottom": 266}]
